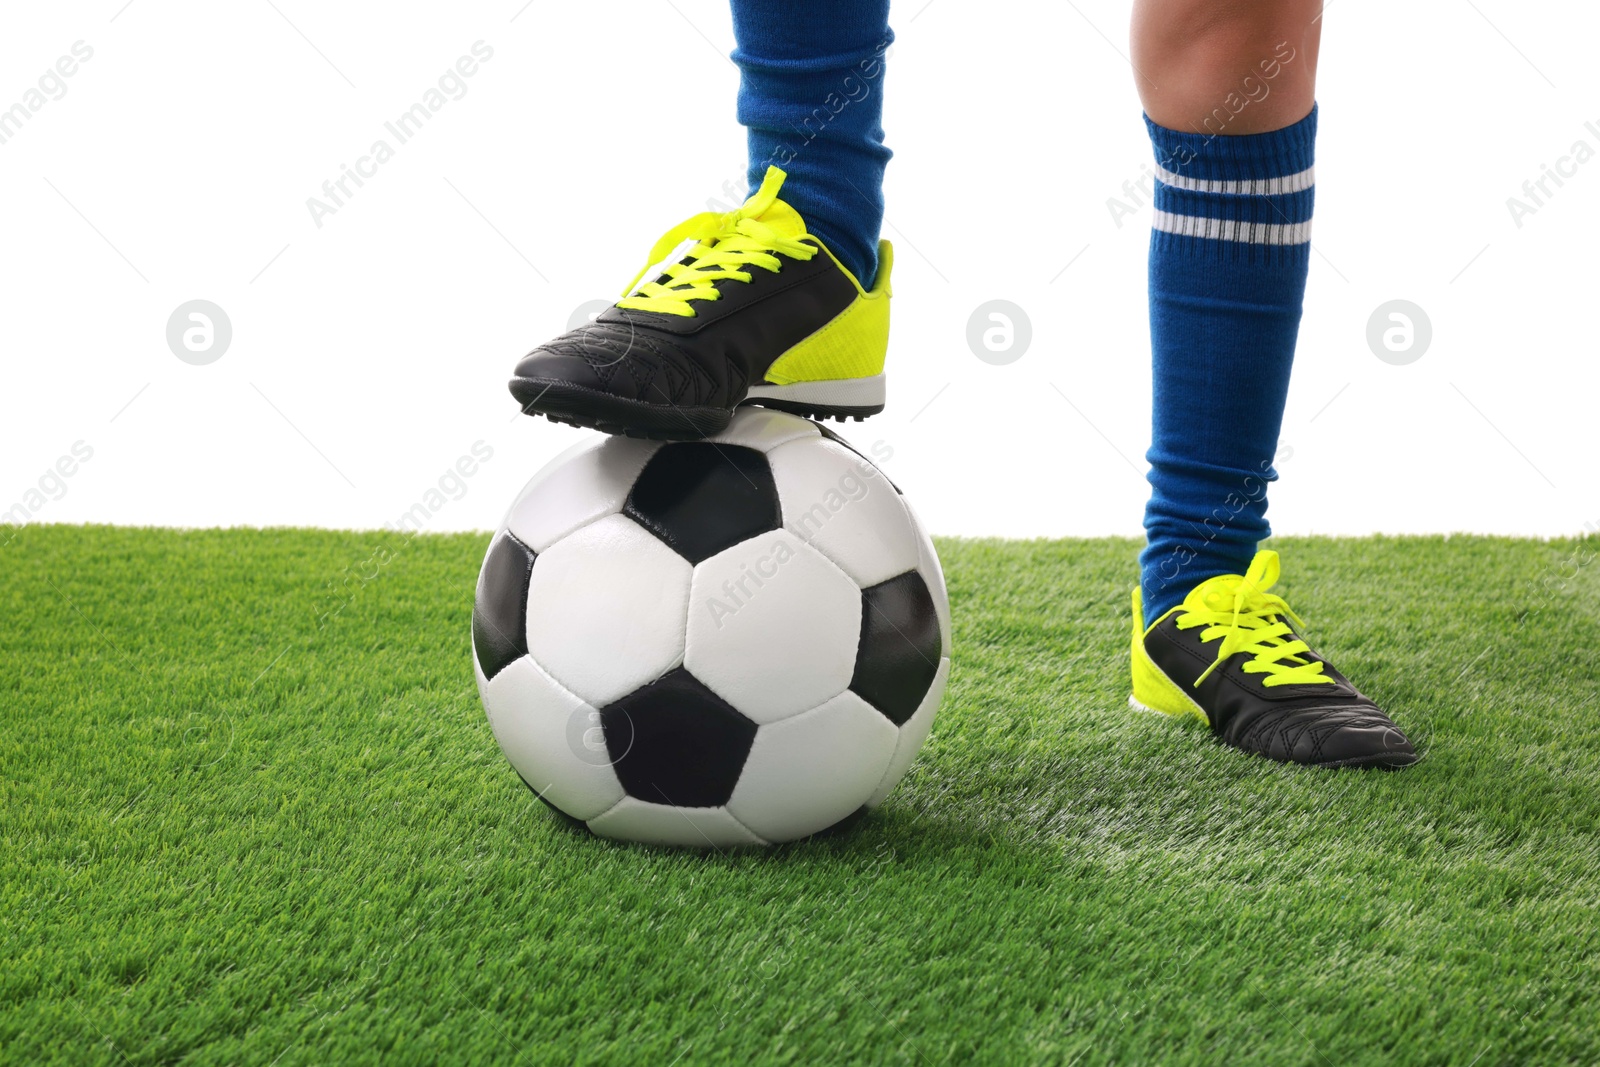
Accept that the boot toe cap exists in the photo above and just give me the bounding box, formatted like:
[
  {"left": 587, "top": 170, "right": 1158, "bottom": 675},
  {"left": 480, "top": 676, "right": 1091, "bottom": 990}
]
[
  {"left": 1308, "top": 715, "right": 1418, "bottom": 768},
  {"left": 1239, "top": 705, "right": 1419, "bottom": 769}
]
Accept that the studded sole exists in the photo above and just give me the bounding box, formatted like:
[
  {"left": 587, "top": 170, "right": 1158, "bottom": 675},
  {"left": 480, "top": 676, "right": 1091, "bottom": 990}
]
[{"left": 511, "top": 378, "right": 883, "bottom": 441}]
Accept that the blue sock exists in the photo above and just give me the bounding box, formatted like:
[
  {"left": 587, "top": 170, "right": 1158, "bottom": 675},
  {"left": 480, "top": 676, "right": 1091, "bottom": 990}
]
[
  {"left": 1139, "top": 106, "right": 1318, "bottom": 623},
  {"left": 730, "top": 0, "right": 892, "bottom": 288}
]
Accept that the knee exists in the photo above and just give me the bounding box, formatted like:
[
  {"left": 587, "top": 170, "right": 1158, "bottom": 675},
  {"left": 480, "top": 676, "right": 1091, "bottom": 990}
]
[{"left": 1132, "top": 0, "right": 1320, "bottom": 133}]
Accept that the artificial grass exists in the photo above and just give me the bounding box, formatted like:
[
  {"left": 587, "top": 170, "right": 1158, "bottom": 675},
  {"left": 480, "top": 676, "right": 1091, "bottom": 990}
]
[{"left": 3, "top": 526, "right": 1598, "bottom": 1065}]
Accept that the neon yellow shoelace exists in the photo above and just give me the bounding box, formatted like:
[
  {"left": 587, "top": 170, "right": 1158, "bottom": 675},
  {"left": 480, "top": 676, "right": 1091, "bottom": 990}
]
[
  {"left": 615, "top": 169, "right": 817, "bottom": 318},
  {"left": 1178, "top": 550, "right": 1335, "bottom": 688}
]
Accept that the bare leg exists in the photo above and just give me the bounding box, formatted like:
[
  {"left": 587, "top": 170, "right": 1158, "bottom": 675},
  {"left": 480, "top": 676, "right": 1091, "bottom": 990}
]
[{"left": 1132, "top": 0, "right": 1321, "bottom": 135}]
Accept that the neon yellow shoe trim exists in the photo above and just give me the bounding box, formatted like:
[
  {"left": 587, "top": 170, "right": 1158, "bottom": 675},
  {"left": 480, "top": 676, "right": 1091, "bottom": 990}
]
[
  {"left": 1130, "top": 549, "right": 1337, "bottom": 721},
  {"left": 1129, "top": 586, "right": 1210, "bottom": 725},
  {"left": 616, "top": 166, "right": 818, "bottom": 318},
  {"left": 763, "top": 240, "right": 893, "bottom": 385}
]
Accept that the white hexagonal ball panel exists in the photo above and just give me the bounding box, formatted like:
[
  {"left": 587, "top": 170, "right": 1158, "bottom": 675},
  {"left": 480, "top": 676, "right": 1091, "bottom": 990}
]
[
  {"left": 707, "top": 407, "right": 820, "bottom": 453},
  {"left": 503, "top": 435, "right": 662, "bottom": 552},
  {"left": 767, "top": 436, "right": 919, "bottom": 588},
  {"left": 727, "top": 690, "right": 897, "bottom": 842},
  {"left": 586, "top": 798, "right": 767, "bottom": 848},
  {"left": 866, "top": 657, "right": 950, "bottom": 807},
  {"left": 685, "top": 529, "right": 862, "bottom": 725},
  {"left": 476, "top": 654, "right": 625, "bottom": 821},
  {"left": 525, "top": 513, "right": 692, "bottom": 706}
]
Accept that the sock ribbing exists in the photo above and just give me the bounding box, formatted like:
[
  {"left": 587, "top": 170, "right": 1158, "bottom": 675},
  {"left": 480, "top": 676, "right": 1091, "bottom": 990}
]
[{"left": 1147, "top": 106, "right": 1316, "bottom": 264}]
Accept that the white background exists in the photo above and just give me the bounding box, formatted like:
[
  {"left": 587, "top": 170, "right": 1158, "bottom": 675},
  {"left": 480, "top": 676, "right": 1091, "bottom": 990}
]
[{"left": 2, "top": 0, "right": 1595, "bottom": 540}]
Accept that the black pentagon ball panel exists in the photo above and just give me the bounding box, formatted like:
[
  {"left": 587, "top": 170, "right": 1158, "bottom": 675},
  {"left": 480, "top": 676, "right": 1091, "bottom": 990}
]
[
  {"left": 623, "top": 443, "right": 780, "bottom": 564},
  {"left": 850, "top": 570, "right": 943, "bottom": 726},
  {"left": 473, "top": 532, "right": 537, "bottom": 681},
  {"left": 601, "top": 668, "right": 759, "bottom": 808}
]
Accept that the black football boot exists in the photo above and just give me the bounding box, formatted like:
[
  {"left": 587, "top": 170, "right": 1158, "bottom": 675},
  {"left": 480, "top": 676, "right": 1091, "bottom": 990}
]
[
  {"left": 509, "top": 166, "right": 892, "bottom": 440},
  {"left": 1130, "top": 550, "right": 1419, "bottom": 769}
]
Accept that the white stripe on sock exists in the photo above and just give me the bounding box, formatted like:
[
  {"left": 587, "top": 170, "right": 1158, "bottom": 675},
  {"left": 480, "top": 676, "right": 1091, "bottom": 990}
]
[
  {"left": 1151, "top": 210, "right": 1313, "bottom": 245},
  {"left": 1153, "top": 164, "right": 1315, "bottom": 196}
]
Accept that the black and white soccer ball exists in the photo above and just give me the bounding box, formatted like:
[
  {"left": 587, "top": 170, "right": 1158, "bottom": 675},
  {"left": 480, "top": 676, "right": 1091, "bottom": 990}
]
[{"left": 472, "top": 408, "right": 951, "bottom": 847}]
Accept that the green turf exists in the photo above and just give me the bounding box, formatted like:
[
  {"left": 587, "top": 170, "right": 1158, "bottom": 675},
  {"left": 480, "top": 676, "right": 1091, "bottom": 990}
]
[{"left": 4, "top": 526, "right": 1598, "bottom": 1065}]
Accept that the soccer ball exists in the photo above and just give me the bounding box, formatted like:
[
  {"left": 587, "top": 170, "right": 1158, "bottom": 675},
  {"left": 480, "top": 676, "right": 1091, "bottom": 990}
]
[{"left": 473, "top": 408, "right": 951, "bottom": 847}]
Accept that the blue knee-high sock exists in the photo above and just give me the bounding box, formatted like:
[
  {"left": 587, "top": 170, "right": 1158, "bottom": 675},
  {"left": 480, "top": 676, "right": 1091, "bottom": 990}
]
[
  {"left": 730, "top": 0, "right": 892, "bottom": 288},
  {"left": 1139, "top": 106, "right": 1318, "bottom": 623}
]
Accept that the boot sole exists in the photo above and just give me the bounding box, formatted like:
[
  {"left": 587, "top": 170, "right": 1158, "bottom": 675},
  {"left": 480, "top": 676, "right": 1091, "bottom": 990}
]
[{"left": 510, "top": 374, "right": 886, "bottom": 441}]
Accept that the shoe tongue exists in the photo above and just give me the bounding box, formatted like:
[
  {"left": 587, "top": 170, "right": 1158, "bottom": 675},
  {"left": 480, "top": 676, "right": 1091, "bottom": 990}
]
[
  {"left": 1185, "top": 572, "right": 1250, "bottom": 612},
  {"left": 734, "top": 165, "right": 809, "bottom": 240},
  {"left": 1182, "top": 549, "right": 1282, "bottom": 613},
  {"left": 746, "top": 197, "right": 808, "bottom": 239}
]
